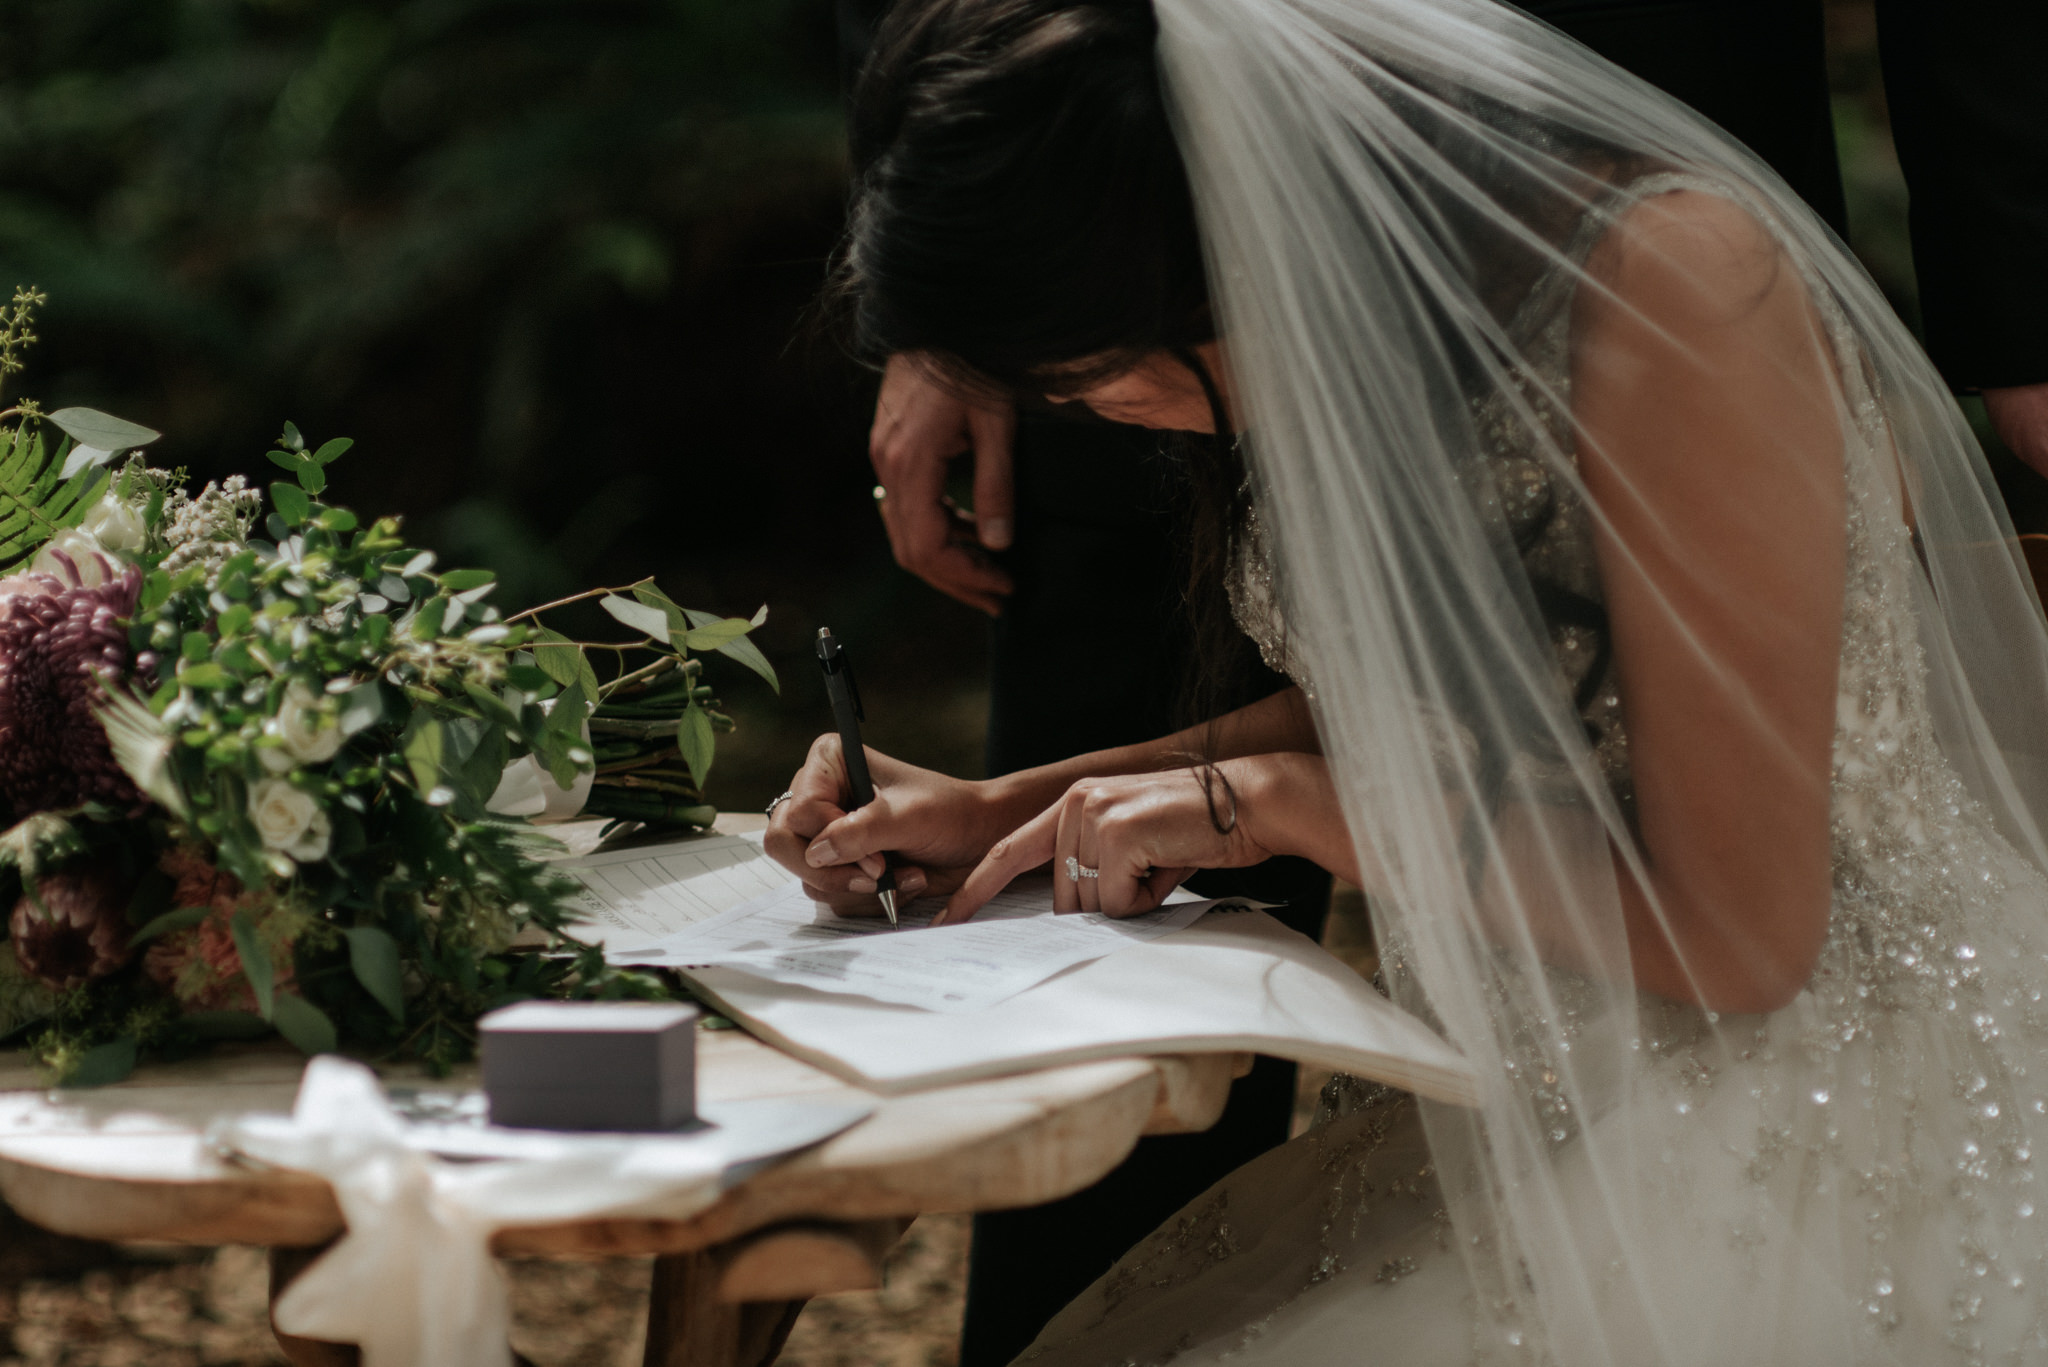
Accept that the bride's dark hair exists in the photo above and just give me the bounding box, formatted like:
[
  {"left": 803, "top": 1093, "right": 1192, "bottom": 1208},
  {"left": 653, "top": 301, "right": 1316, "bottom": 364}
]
[
  {"left": 838, "top": 0, "right": 1208, "bottom": 398},
  {"left": 832, "top": 0, "right": 1257, "bottom": 729}
]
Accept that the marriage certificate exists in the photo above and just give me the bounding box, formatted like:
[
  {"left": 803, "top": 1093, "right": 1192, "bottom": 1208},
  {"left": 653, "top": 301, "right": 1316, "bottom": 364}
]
[
  {"left": 560, "top": 832, "right": 1263, "bottom": 1011},
  {"left": 607, "top": 879, "right": 1227, "bottom": 1012}
]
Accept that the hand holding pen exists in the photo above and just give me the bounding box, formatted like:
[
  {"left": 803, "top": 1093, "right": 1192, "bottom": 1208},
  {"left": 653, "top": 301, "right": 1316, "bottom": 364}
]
[
  {"left": 814, "top": 628, "right": 900, "bottom": 922},
  {"left": 760, "top": 628, "right": 1029, "bottom": 917}
]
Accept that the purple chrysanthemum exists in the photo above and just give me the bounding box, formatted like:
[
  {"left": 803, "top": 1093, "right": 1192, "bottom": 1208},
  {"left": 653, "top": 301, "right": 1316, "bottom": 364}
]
[{"left": 0, "top": 558, "right": 147, "bottom": 822}]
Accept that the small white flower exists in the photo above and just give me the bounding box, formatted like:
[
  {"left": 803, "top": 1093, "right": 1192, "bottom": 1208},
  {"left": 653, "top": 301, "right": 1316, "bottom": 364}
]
[
  {"left": 260, "top": 680, "right": 345, "bottom": 772},
  {"left": 249, "top": 778, "right": 323, "bottom": 859},
  {"left": 79, "top": 494, "right": 146, "bottom": 554},
  {"left": 31, "top": 529, "right": 113, "bottom": 588}
]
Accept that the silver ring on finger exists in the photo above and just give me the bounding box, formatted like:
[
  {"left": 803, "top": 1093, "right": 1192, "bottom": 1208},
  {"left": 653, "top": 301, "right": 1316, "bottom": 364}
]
[
  {"left": 766, "top": 790, "right": 797, "bottom": 819},
  {"left": 1065, "top": 856, "right": 1100, "bottom": 882}
]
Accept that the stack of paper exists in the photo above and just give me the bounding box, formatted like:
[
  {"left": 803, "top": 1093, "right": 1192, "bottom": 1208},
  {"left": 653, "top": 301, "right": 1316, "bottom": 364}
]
[
  {"left": 607, "top": 878, "right": 1257, "bottom": 1012},
  {"left": 559, "top": 835, "right": 1478, "bottom": 1106}
]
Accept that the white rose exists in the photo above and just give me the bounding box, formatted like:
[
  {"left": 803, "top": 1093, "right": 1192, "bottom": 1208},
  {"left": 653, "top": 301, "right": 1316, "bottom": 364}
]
[
  {"left": 260, "top": 680, "right": 345, "bottom": 772},
  {"left": 79, "top": 494, "right": 147, "bottom": 554},
  {"left": 249, "top": 778, "right": 320, "bottom": 856},
  {"left": 31, "top": 529, "right": 113, "bottom": 588},
  {"left": 289, "top": 806, "right": 332, "bottom": 863}
]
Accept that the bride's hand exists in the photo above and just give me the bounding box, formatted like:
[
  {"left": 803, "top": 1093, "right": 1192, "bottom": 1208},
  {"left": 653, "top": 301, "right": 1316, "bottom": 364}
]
[
  {"left": 763, "top": 735, "right": 1022, "bottom": 915},
  {"left": 937, "top": 758, "right": 1303, "bottom": 924}
]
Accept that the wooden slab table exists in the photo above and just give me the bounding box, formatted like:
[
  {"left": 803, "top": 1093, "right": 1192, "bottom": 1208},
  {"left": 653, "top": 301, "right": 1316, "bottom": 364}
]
[
  {"left": 0, "top": 1003, "right": 1245, "bottom": 1366},
  {"left": 0, "top": 814, "right": 1248, "bottom": 1363}
]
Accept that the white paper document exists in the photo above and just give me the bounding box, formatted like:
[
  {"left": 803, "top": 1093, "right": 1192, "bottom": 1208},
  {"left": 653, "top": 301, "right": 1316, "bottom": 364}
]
[
  {"left": 612, "top": 877, "right": 1246, "bottom": 1012},
  {"left": 559, "top": 832, "right": 785, "bottom": 949},
  {"left": 685, "top": 911, "right": 1481, "bottom": 1105}
]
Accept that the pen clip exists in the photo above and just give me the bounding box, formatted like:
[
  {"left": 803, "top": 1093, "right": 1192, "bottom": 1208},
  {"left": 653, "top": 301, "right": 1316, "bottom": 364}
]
[{"left": 816, "top": 627, "right": 865, "bottom": 721}]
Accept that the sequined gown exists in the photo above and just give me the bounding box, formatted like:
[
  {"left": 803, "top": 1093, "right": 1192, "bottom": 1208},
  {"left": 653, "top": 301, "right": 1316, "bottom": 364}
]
[{"left": 1015, "top": 176, "right": 2048, "bottom": 1365}]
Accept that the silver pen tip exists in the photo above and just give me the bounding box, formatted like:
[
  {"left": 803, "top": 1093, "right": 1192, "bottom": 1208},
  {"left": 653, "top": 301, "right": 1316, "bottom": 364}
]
[{"left": 878, "top": 888, "right": 899, "bottom": 924}]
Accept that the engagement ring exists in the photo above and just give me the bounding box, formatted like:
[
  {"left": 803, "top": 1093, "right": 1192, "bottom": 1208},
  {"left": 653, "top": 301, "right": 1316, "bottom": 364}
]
[
  {"left": 765, "top": 790, "right": 796, "bottom": 819},
  {"left": 1065, "top": 856, "right": 1100, "bottom": 882}
]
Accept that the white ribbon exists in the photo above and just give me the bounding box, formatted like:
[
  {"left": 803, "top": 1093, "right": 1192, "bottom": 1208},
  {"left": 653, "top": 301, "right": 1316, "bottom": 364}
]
[
  {"left": 486, "top": 707, "right": 595, "bottom": 823},
  {"left": 223, "top": 1058, "right": 725, "bottom": 1367}
]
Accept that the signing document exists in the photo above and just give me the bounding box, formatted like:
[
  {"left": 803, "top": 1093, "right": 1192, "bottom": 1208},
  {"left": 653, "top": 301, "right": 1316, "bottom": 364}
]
[
  {"left": 608, "top": 877, "right": 1256, "bottom": 1012},
  {"left": 559, "top": 832, "right": 786, "bottom": 950}
]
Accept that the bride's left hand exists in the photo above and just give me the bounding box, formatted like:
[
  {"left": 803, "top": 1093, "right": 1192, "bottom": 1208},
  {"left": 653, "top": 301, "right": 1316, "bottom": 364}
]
[{"left": 935, "top": 758, "right": 1293, "bottom": 924}]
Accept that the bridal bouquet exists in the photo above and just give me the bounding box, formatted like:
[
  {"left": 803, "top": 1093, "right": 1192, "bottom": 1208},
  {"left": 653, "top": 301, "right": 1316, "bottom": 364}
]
[{"left": 0, "top": 290, "right": 775, "bottom": 1084}]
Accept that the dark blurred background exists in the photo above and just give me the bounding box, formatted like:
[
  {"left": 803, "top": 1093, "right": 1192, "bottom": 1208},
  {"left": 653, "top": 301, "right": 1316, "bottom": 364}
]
[{"left": 0, "top": 0, "right": 2041, "bottom": 815}]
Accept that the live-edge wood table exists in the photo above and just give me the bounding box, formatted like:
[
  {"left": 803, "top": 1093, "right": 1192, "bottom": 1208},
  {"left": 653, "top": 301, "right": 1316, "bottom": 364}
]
[{"left": 0, "top": 816, "right": 1249, "bottom": 1367}]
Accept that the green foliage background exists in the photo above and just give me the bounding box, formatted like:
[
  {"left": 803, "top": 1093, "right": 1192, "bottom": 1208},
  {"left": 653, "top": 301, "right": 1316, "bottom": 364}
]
[
  {"left": 0, "top": 0, "right": 2035, "bottom": 823},
  {"left": 0, "top": 0, "right": 1001, "bottom": 807}
]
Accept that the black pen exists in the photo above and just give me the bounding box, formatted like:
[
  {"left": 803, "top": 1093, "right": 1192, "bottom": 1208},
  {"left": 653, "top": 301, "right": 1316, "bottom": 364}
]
[{"left": 815, "top": 627, "right": 899, "bottom": 923}]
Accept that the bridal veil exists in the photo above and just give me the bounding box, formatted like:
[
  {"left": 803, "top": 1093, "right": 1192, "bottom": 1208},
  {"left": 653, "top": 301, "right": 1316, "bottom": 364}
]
[{"left": 1066, "top": 0, "right": 2048, "bottom": 1361}]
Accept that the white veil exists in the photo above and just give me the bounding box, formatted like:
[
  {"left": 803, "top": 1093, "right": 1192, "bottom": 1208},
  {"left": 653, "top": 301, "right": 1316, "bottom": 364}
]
[{"left": 1139, "top": 0, "right": 2048, "bottom": 1360}]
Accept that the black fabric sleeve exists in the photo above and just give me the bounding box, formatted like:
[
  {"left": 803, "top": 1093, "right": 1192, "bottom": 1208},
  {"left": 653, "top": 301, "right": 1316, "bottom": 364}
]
[{"left": 1875, "top": 0, "right": 2048, "bottom": 390}]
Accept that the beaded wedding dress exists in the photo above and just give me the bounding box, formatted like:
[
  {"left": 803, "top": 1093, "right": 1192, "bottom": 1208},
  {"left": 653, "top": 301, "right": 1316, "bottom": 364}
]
[
  {"left": 1024, "top": 169, "right": 2048, "bottom": 1366},
  {"left": 1007, "top": 1, "right": 2048, "bottom": 1363}
]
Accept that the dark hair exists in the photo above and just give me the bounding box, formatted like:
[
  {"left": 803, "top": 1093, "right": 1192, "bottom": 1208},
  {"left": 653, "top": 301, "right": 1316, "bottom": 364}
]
[
  {"left": 832, "top": 0, "right": 1261, "bottom": 736},
  {"left": 838, "top": 0, "right": 1210, "bottom": 398}
]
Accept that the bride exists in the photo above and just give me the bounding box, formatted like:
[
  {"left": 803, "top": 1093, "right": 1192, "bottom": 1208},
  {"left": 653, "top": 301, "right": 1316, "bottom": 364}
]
[{"left": 765, "top": 0, "right": 2048, "bottom": 1360}]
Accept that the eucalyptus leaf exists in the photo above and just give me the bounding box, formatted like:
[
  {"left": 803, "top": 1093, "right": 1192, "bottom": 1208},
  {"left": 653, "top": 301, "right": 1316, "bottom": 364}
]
[
  {"left": 230, "top": 910, "right": 275, "bottom": 1020},
  {"left": 271, "top": 481, "right": 311, "bottom": 526},
  {"left": 272, "top": 993, "right": 338, "bottom": 1055},
  {"left": 404, "top": 717, "right": 446, "bottom": 794},
  {"left": 60, "top": 1036, "right": 138, "bottom": 1088},
  {"left": 344, "top": 926, "right": 406, "bottom": 1020},
  {"left": 600, "top": 594, "right": 671, "bottom": 640},
  {"left": 532, "top": 627, "right": 581, "bottom": 686},
  {"left": 46, "top": 407, "right": 162, "bottom": 453},
  {"left": 337, "top": 682, "right": 383, "bottom": 737},
  {"left": 543, "top": 679, "right": 589, "bottom": 790},
  {"left": 633, "top": 585, "right": 689, "bottom": 639},
  {"left": 712, "top": 634, "right": 779, "bottom": 693},
  {"left": 311, "top": 437, "right": 354, "bottom": 466},
  {"left": 681, "top": 617, "right": 753, "bottom": 650},
  {"left": 538, "top": 628, "right": 601, "bottom": 702},
  {"left": 463, "top": 682, "right": 520, "bottom": 728},
  {"left": 676, "top": 702, "right": 715, "bottom": 787},
  {"left": 58, "top": 444, "right": 115, "bottom": 480}
]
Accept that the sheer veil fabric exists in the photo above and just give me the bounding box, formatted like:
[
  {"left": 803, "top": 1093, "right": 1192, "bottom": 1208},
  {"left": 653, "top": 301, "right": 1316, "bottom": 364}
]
[{"left": 1020, "top": 0, "right": 2048, "bottom": 1363}]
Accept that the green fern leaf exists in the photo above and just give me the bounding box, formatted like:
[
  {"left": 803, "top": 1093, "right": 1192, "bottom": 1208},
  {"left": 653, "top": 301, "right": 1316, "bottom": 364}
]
[
  {"left": 0, "top": 423, "right": 38, "bottom": 496},
  {"left": 0, "top": 425, "right": 111, "bottom": 572}
]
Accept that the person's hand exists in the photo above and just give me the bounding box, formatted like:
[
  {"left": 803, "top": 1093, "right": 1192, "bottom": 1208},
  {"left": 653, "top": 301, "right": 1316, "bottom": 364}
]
[
  {"left": 870, "top": 353, "right": 1017, "bottom": 616},
  {"left": 763, "top": 734, "right": 1025, "bottom": 915},
  {"left": 1985, "top": 383, "right": 2048, "bottom": 481},
  {"left": 937, "top": 756, "right": 1323, "bottom": 924}
]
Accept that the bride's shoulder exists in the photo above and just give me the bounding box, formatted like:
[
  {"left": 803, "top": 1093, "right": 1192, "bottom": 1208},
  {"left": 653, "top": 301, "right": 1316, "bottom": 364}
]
[{"left": 1578, "top": 181, "right": 1802, "bottom": 332}]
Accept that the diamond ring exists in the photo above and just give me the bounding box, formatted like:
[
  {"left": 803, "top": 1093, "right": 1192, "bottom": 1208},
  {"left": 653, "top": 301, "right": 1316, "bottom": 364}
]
[
  {"left": 765, "top": 790, "right": 797, "bottom": 820},
  {"left": 1065, "top": 856, "right": 1100, "bottom": 882}
]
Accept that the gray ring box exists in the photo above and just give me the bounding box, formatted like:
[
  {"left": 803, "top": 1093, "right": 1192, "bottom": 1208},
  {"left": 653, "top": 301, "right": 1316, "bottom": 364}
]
[{"left": 479, "top": 1001, "right": 701, "bottom": 1132}]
